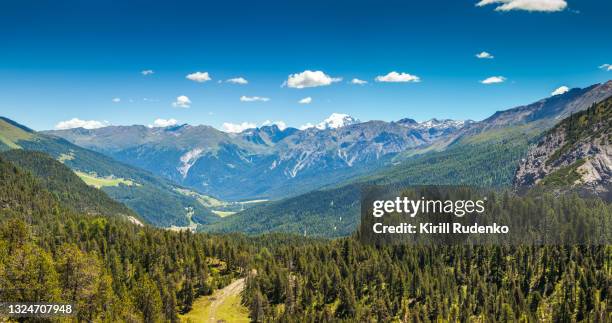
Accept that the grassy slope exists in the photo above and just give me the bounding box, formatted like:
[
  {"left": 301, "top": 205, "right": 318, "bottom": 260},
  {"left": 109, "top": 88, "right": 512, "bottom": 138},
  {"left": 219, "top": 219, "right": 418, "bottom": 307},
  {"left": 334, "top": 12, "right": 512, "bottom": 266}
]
[
  {"left": 540, "top": 159, "right": 587, "bottom": 186},
  {"left": 0, "top": 117, "right": 34, "bottom": 148}
]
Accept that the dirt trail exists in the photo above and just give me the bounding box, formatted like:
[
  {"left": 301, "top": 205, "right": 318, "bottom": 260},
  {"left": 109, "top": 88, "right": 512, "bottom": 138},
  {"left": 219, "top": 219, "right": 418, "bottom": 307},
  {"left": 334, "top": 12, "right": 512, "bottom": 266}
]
[{"left": 208, "top": 278, "right": 245, "bottom": 322}]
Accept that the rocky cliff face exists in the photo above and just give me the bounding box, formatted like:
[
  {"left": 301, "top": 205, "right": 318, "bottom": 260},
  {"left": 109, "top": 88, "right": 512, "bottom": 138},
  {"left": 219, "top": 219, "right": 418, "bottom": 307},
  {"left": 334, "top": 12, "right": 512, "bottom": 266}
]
[
  {"left": 514, "top": 95, "right": 612, "bottom": 197},
  {"left": 514, "top": 132, "right": 611, "bottom": 187}
]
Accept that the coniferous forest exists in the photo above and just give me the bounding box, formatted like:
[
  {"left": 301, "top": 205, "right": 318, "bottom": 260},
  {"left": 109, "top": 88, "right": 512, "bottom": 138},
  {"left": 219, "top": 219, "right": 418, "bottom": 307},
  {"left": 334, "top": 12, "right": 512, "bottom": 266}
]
[
  {"left": 3, "top": 0, "right": 612, "bottom": 321},
  {"left": 0, "top": 151, "right": 611, "bottom": 322}
]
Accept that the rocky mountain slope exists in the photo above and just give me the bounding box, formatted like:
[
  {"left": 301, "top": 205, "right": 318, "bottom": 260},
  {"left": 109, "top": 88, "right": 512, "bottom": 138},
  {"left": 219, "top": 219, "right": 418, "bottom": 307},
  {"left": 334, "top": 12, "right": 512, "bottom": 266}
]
[
  {"left": 514, "top": 95, "right": 611, "bottom": 197},
  {"left": 45, "top": 115, "right": 469, "bottom": 200}
]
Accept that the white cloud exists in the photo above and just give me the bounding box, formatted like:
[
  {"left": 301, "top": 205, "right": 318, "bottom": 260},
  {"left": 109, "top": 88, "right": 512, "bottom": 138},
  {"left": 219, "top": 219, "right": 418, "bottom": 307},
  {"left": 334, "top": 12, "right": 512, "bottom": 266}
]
[
  {"left": 55, "top": 118, "right": 108, "bottom": 130},
  {"left": 112, "top": 97, "right": 121, "bottom": 103},
  {"left": 141, "top": 69, "right": 154, "bottom": 76},
  {"left": 240, "top": 96, "right": 270, "bottom": 102},
  {"left": 284, "top": 70, "right": 342, "bottom": 89},
  {"left": 226, "top": 77, "right": 248, "bottom": 84},
  {"left": 476, "top": 51, "right": 494, "bottom": 59},
  {"left": 480, "top": 76, "right": 506, "bottom": 84},
  {"left": 149, "top": 118, "right": 178, "bottom": 128},
  {"left": 476, "top": 0, "right": 567, "bottom": 12},
  {"left": 222, "top": 122, "right": 256, "bottom": 133},
  {"left": 172, "top": 95, "right": 191, "bottom": 108},
  {"left": 375, "top": 71, "right": 421, "bottom": 83},
  {"left": 599, "top": 64, "right": 612, "bottom": 71},
  {"left": 261, "top": 120, "right": 287, "bottom": 130},
  {"left": 275, "top": 121, "right": 287, "bottom": 130},
  {"left": 351, "top": 78, "right": 368, "bottom": 85},
  {"left": 186, "top": 71, "right": 212, "bottom": 83},
  {"left": 551, "top": 86, "right": 570, "bottom": 96},
  {"left": 299, "top": 97, "right": 312, "bottom": 104},
  {"left": 299, "top": 123, "right": 315, "bottom": 130}
]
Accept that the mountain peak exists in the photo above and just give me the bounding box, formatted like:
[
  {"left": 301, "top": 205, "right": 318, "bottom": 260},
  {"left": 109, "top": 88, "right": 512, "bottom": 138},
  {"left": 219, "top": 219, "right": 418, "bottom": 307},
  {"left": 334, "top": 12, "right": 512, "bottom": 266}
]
[
  {"left": 162, "top": 124, "right": 190, "bottom": 131},
  {"left": 397, "top": 118, "right": 417, "bottom": 125},
  {"left": 315, "top": 113, "right": 359, "bottom": 130}
]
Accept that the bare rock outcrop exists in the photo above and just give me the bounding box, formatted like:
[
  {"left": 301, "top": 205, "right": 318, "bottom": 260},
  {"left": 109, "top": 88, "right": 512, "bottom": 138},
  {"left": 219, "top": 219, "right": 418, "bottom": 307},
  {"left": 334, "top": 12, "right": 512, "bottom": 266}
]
[{"left": 514, "top": 95, "right": 612, "bottom": 197}]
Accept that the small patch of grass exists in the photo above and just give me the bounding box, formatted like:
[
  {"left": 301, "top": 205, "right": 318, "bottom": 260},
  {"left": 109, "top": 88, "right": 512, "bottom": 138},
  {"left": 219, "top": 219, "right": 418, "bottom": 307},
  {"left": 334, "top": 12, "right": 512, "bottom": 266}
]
[
  {"left": 75, "top": 171, "right": 136, "bottom": 188},
  {"left": 57, "top": 152, "right": 75, "bottom": 163},
  {"left": 212, "top": 210, "right": 236, "bottom": 217},
  {"left": 174, "top": 187, "right": 266, "bottom": 214},
  {"left": 539, "top": 159, "right": 586, "bottom": 187},
  {"left": 213, "top": 292, "right": 249, "bottom": 322},
  {"left": 179, "top": 280, "right": 249, "bottom": 323},
  {"left": 174, "top": 188, "right": 226, "bottom": 208}
]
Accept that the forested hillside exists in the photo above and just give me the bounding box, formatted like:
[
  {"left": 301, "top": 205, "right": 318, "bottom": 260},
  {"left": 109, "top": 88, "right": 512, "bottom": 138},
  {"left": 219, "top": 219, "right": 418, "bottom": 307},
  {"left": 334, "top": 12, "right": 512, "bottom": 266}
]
[
  {"left": 0, "top": 117, "right": 219, "bottom": 227},
  {"left": 0, "top": 149, "right": 138, "bottom": 220},
  {"left": 1, "top": 140, "right": 610, "bottom": 322},
  {"left": 0, "top": 153, "right": 249, "bottom": 321},
  {"left": 244, "top": 233, "right": 611, "bottom": 321}
]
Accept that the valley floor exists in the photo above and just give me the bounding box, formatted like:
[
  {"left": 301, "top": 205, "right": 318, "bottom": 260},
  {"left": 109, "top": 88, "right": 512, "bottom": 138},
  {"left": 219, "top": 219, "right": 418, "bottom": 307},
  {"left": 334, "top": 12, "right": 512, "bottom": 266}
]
[{"left": 180, "top": 278, "right": 249, "bottom": 323}]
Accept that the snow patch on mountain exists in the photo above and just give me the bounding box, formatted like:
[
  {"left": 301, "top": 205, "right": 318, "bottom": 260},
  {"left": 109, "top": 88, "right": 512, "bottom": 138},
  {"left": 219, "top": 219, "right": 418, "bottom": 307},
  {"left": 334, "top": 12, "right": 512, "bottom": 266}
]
[{"left": 286, "top": 151, "right": 313, "bottom": 178}]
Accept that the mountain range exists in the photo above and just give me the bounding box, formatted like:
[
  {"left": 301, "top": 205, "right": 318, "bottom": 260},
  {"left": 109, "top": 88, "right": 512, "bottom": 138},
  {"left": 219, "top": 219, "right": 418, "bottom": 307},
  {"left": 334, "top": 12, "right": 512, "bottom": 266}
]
[
  {"left": 205, "top": 80, "right": 612, "bottom": 237},
  {"left": 2, "top": 80, "right": 611, "bottom": 234},
  {"left": 45, "top": 114, "right": 471, "bottom": 200}
]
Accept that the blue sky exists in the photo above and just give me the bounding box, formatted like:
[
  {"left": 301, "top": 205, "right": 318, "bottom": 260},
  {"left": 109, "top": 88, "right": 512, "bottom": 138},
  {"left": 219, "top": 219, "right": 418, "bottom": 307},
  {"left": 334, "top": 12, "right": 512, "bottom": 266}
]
[{"left": 0, "top": 0, "right": 611, "bottom": 131}]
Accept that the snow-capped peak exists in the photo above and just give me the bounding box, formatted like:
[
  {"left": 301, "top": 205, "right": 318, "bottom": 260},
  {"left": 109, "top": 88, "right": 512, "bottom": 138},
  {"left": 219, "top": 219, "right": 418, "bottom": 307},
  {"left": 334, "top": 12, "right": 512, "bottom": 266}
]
[{"left": 315, "top": 113, "right": 359, "bottom": 130}]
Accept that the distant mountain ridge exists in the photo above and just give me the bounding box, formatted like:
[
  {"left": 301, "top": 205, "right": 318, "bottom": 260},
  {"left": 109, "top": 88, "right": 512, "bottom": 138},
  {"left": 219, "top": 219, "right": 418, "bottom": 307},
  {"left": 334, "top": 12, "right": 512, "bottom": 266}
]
[
  {"left": 472, "top": 81, "right": 612, "bottom": 130},
  {"left": 45, "top": 114, "right": 470, "bottom": 200}
]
